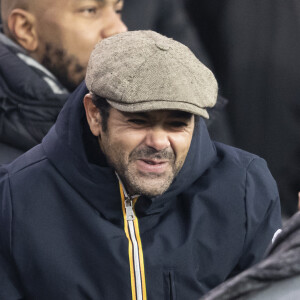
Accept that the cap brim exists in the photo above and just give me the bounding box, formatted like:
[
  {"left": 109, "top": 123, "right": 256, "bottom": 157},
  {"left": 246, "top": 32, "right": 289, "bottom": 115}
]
[{"left": 106, "top": 99, "right": 209, "bottom": 119}]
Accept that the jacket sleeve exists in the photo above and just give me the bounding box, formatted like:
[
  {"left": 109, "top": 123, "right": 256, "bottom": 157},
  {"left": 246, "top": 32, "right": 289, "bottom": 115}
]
[
  {"left": 0, "top": 169, "right": 25, "bottom": 299},
  {"left": 234, "top": 157, "right": 282, "bottom": 275}
]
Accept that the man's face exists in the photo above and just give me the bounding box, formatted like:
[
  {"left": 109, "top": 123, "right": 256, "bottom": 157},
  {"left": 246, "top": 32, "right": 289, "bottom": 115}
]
[
  {"left": 96, "top": 108, "right": 194, "bottom": 197},
  {"left": 33, "top": 0, "right": 127, "bottom": 91}
]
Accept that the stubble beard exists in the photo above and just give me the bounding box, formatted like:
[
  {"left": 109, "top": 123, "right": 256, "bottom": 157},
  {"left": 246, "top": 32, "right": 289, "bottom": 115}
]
[
  {"left": 106, "top": 145, "right": 183, "bottom": 197},
  {"left": 41, "top": 43, "right": 85, "bottom": 92}
]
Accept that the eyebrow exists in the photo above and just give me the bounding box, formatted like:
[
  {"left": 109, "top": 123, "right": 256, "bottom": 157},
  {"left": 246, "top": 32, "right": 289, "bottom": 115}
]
[
  {"left": 121, "top": 111, "right": 193, "bottom": 119},
  {"left": 101, "top": 0, "right": 122, "bottom": 3},
  {"left": 76, "top": 0, "right": 122, "bottom": 4},
  {"left": 168, "top": 111, "right": 193, "bottom": 119}
]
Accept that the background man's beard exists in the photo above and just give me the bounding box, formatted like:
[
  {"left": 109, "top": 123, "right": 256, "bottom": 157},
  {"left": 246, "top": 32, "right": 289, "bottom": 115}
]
[{"left": 41, "top": 43, "right": 85, "bottom": 92}]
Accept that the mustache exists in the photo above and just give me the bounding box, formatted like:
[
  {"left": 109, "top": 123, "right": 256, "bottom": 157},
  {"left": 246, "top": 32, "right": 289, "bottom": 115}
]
[{"left": 129, "top": 147, "right": 175, "bottom": 161}]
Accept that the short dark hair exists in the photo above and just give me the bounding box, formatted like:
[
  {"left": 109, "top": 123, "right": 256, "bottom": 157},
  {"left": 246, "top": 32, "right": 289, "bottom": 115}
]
[{"left": 91, "top": 94, "right": 111, "bottom": 132}]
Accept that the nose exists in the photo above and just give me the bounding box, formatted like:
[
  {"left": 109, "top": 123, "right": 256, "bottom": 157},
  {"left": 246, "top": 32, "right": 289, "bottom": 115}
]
[
  {"left": 101, "top": 8, "right": 128, "bottom": 39},
  {"left": 144, "top": 127, "right": 171, "bottom": 151}
]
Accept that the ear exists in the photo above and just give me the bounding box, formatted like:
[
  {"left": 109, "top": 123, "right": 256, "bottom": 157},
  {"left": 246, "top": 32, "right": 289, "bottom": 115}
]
[
  {"left": 83, "top": 93, "right": 103, "bottom": 137},
  {"left": 7, "top": 9, "right": 38, "bottom": 52}
]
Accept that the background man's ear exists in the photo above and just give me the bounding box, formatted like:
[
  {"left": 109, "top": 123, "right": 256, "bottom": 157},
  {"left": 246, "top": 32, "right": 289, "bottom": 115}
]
[
  {"left": 83, "top": 94, "right": 103, "bottom": 137},
  {"left": 7, "top": 9, "right": 38, "bottom": 52}
]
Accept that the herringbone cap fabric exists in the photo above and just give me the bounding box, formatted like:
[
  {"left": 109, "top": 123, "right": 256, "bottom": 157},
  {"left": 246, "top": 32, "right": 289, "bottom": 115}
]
[{"left": 85, "top": 30, "right": 218, "bottom": 118}]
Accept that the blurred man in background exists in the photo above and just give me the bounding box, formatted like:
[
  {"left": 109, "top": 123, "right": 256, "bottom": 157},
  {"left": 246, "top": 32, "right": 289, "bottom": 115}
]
[{"left": 0, "top": 0, "right": 127, "bottom": 163}]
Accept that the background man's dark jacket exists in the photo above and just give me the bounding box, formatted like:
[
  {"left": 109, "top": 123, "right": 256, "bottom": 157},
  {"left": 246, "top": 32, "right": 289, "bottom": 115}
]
[
  {"left": 0, "top": 33, "right": 69, "bottom": 164},
  {"left": 185, "top": 0, "right": 300, "bottom": 216},
  {"left": 0, "top": 83, "right": 281, "bottom": 299}
]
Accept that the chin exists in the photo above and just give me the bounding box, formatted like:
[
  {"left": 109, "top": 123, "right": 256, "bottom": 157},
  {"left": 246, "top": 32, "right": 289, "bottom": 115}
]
[
  {"left": 122, "top": 168, "right": 173, "bottom": 197},
  {"left": 131, "top": 182, "right": 171, "bottom": 198}
]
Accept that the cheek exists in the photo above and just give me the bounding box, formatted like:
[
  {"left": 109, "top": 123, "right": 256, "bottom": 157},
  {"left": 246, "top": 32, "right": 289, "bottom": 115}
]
[
  {"left": 171, "top": 134, "right": 193, "bottom": 160},
  {"left": 119, "top": 135, "right": 150, "bottom": 165},
  {"left": 37, "top": 23, "right": 62, "bottom": 47},
  {"left": 114, "top": 137, "right": 141, "bottom": 157},
  {"left": 103, "top": 132, "right": 141, "bottom": 162},
  {"left": 64, "top": 17, "right": 106, "bottom": 41},
  {"left": 49, "top": 19, "right": 100, "bottom": 62},
  {"left": 115, "top": 128, "right": 146, "bottom": 148},
  {"left": 37, "top": 11, "right": 65, "bottom": 39},
  {"left": 62, "top": 27, "right": 96, "bottom": 55}
]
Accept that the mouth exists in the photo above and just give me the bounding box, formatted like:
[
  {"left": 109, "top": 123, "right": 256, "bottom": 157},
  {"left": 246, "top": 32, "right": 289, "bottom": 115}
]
[
  {"left": 136, "top": 159, "right": 169, "bottom": 174},
  {"left": 142, "top": 159, "right": 167, "bottom": 164}
]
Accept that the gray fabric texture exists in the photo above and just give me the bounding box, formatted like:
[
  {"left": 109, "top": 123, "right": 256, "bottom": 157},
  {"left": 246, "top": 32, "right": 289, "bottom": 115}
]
[
  {"left": 245, "top": 275, "right": 300, "bottom": 300},
  {"left": 201, "top": 211, "right": 300, "bottom": 299},
  {"left": 85, "top": 30, "right": 218, "bottom": 118}
]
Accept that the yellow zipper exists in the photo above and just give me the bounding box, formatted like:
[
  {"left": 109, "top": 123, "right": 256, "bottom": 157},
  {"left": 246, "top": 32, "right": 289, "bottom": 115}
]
[{"left": 120, "top": 182, "right": 147, "bottom": 300}]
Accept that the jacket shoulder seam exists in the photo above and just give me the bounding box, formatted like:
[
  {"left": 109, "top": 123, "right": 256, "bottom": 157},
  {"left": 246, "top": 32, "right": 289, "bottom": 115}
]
[{"left": 8, "top": 156, "right": 48, "bottom": 177}]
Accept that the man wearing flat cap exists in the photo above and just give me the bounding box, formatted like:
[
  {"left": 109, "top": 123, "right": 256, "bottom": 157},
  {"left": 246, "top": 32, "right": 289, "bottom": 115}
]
[{"left": 0, "top": 31, "right": 281, "bottom": 300}]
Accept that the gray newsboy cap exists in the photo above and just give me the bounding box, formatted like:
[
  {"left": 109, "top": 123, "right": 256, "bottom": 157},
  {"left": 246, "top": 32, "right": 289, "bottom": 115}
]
[{"left": 85, "top": 30, "right": 218, "bottom": 118}]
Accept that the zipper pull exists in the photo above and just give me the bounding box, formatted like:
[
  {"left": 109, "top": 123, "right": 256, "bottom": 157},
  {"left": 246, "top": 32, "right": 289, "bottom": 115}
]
[{"left": 125, "top": 198, "right": 136, "bottom": 221}]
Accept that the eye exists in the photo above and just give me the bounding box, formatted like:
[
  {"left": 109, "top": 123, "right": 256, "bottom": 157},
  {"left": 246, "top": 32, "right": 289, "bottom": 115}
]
[
  {"left": 115, "top": 1, "right": 124, "bottom": 14},
  {"left": 128, "top": 119, "right": 147, "bottom": 125},
  {"left": 80, "top": 7, "right": 98, "bottom": 16},
  {"left": 168, "top": 121, "right": 188, "bottom": 128}
]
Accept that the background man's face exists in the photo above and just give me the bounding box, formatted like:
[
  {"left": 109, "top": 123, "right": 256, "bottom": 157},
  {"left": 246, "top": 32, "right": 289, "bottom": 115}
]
[
  {"left": 34, "top": 0, "right": 127, "bottom": 91},
  {"left": 98, "top": 108, "right": 195, "bottom": 197}
]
